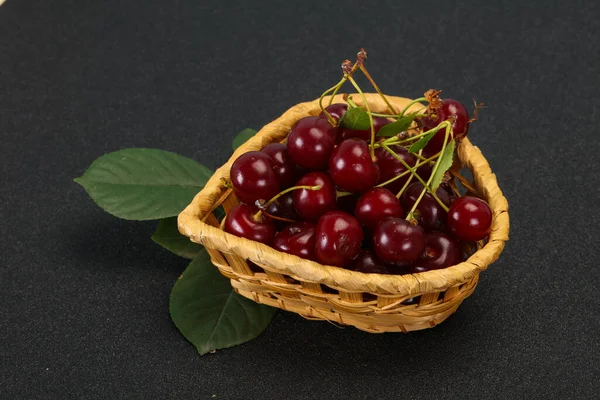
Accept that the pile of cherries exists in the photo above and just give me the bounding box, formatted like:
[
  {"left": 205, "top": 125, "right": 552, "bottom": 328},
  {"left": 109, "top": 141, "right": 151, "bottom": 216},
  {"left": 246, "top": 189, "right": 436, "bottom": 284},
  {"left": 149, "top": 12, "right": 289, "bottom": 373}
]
[{"left": 223, "top": 96, "right": 493, "bottom": 275}]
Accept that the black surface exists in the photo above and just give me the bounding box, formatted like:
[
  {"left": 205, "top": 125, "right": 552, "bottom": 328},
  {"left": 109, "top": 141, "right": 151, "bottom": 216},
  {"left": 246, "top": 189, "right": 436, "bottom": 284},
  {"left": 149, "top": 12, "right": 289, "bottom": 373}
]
[{"left": 2, "top": 0, "right": 599, "bottom": 398}]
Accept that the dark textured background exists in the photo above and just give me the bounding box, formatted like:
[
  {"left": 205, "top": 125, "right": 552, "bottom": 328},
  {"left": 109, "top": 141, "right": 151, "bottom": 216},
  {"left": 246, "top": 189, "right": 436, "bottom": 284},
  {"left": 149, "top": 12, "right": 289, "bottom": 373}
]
[{"left": 2, "top": 0, "right": 599, "bottom": 398}]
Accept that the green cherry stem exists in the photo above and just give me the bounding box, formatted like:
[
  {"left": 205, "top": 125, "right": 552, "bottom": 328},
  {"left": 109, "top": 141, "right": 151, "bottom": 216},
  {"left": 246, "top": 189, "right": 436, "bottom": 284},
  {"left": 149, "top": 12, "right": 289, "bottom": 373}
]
[
  {"left": 319, "top": 77, "right": 348, "bottom": 125},
  {"left": 404, "top": 122, "right": 452, "bottom": 220},
  {"left": 399, "top": 97, "right": 427, "bottom": 117},
  {"left": 254, "top": 184, "right": 322, "bottom": 221},
  {"left": 359, "top": 64, "right": 398, "bottom": 115},
  {"left": 347, "top": 75, "right": 376, "bottom": 159},
  {"left": 374, "top": 152, "right": 441, "bottom": 188}
]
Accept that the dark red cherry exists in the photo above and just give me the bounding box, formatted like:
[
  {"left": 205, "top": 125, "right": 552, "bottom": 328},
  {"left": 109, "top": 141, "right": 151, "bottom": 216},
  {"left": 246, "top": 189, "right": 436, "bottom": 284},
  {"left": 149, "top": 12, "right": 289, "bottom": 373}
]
[
  {"left": 340, "top": 116, "right": 390, "bottom": 142},
  {"left": 293, "top": 172, "right": 337, "bottom": 222},
  {"left": 319, "top": 103, "right": 348, "bottom": 124},
  {"left": 261, "top": 143, "right": 300, "bottom": 188},
  {"left": 422, "top": 99, "right": 469, "bottom": 156},
  {"left": 447, "top": 196, "right": 492, "bottom": 241},
  {"left": 354, "top": 188, "right": 403, "bottom": 231},
  {"left": 223, "top": 203, "right": 275, "bottom": 245},
  {"left": 346, "top": 249, "right": 390, "bottom": 274},
  {"left": 287, "top": 116, "right": 338, "bottom": 170},
  {"left": 374, "top": 145, "right": 417, "bottom": 194},
  {"left": 412, "top": 232, "right": 462, "bottom": 273},
  {"left": 265, "top": 192, "right": 298, "bottom": 229},
  {"left": 329, "top": 139, "right": 379, "bottom": 193},
  {"left": 401, "top": 182, "right": 451, "bottom": 231},
  {"left": 273, "top": 222, "right": 316, "bottom": 261},
  {"left": 373, "top": 217, "right": 426, "bottom": 264},
  {"left": 230, "top": 151, "right": 280, "bottom": 205},
  {"left": 315, "top": 211, "right": 363, "bottom": 267}
]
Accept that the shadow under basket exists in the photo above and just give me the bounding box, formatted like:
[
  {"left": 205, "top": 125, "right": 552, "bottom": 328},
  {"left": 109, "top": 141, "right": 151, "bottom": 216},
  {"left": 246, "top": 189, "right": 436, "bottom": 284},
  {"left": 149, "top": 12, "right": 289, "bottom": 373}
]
[{"left": 178, "top": 94, "right": 510, "bottom": 333}]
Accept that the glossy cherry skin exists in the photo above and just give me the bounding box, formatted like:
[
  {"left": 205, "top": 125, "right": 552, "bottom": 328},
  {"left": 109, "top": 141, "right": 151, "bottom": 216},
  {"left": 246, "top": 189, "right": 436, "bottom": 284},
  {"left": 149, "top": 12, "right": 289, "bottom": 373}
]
[
  {"left": 265, "top": 192, "right": 298, "bottom": 229},
  {"left": 340, "top": 116, "right": 390, "bottom": 142},
  {"left": 230, "top": 151, "right": 280, "bottom": 205},
  {"left": 273, "top": 222, "right": 316, "bottom": 261},
  {"left": 287, "top": 116, "right": 338, "bottom": 170},
  {"left": 293, "top": 172, "right": 337, "bottom": 222},
  {"left": 329, "top": 139, "right": 379, "bottom": 193},
  {"left": 346, "top": 249, "right": 390, "bottom": 274},
  {"left": 315, "top": 211, "right": 364, "bottom": 267},
  {"left": 319, "top": 103, "right": 348, "bottom": 124},
  {"left": 422, "top": 99, "right": 470, "bottom": 156},
  {"left": 261, "top": 143, "right": 300, "bottom": 188},
  {"left": 401, "top": 182, "right": 451, "bottom": 231},
  {"left": 223, "top": 203, "right": 275, "bottom": 245},
  {"left": 412, "top": 232, "right": 462, "bottom": 273},
  {"left": 374, "top": 145, "right": 417, "bottom": 194},
  {"left": 447, "top": 196, "right": 493, "bottom": 241},
  {"left": 372, "top": 217, "right": 426, "bottom": 264},
  {"left": 354, "top": 188, "right": 403, "bottom": 231}
]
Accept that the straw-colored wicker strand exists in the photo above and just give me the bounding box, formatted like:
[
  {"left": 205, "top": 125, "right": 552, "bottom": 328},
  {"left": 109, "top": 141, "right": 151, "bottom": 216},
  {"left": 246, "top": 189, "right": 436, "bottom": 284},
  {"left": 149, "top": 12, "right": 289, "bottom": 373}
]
[{"left": 178, "top": 94, "right": 510, "bottom": 297}]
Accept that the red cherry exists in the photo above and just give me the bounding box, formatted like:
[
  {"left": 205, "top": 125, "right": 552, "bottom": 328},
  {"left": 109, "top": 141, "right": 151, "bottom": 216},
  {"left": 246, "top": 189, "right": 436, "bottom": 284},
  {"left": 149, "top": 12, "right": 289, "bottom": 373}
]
[
  {"left": 412, "top": 232, "right": 462, "bottom": 273},
  {"left": 223, "top": 203, "right": 275, "bottom": 245},
  {"left": 373, "top": 217, "right": 426, "bottom": 264},
  {"left": 265, "top": 192, "right": 298, "bottom": 229},
  {"left": 319, "top": 103, "right": 348, "bottom": 124},
  {"left": 273, "top": 222, "right": 316, "bottom": 261},
  {"left": 315, "top": 211, "right": 363, "bottom": 267},
  {"left": 374, "top": 145, "right": 417, "bottom": 194},
  {"left": 230, "top": 151, "right": 280, "bottom": 205},
  {"left": 401, "top": 182, "right": 451, "bottom": 231},
  {"left": 329, "top": 139, "right": 379, "bottom": 193},
  {"left": 261, "top": 143, "right": 300, "bottom": 188},
  {"left": 346, "top": 249, "right": 390, "bottom": 274},
  {"left": 293, "top": 172, "right": 337, "bottom": 222},
  {"left": 447, "top": 196, "right": 492, "bottom": 241},
  {"left": 354, "top": 188, "right": 403, "bottom": 231},
  {"left": 422, "top": 99, "right": 469, "bottom": 156},
  {"left": 287, "top": 116, "right": 338, "bottom": 170},
  {"left": 339, "top": 116, "right": 390, "bottom": 142}
]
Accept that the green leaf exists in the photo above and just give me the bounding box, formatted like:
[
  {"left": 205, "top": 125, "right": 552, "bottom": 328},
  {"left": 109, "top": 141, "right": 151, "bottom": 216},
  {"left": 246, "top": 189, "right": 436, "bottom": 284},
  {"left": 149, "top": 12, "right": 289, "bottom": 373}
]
[
  {"left": 152, "top": 217, "right": 203, "bottom": 259},
  {"left": 74, "top": 148, "right": 212, "bottom": 220},
  {"left": 170, "top": 250, "right": 277, "bottom": 355},
  {"left": 376, "top": 113, "right": 418, "bottom": 138},
  {"left": 339, "top": 106, "right": 371, "bottom": 130},
  {"left": 409, "top": 126, "right": 445, "bottom": 153},
  {"left": 430, "top": 139, "right": 456, "bottom": 191},
  {"left": 232, "top": 128, "right": 257, "bottom": 151}
]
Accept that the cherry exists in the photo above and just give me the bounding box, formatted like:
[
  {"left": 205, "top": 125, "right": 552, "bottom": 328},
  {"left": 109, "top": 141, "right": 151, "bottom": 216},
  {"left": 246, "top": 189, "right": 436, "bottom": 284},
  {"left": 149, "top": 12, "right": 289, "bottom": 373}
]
[
  {"left": 315, "top": 211, "right": 364, "bottom": 267},
  {"left": 261, "top": 143, "right": 300, "bottom": 188},
  {"left": 372, "top": 217, "right": 426, "bottom": 264},
  {"left": 293, "top": 172, "right": 337, "bottom": 221},
  {"left": 347, "top": 249, "right": 390, "bottom": 274},
  {"left": 265, "top": 192, "right": 298, "bottom": 229},
  {"left": 447, "top": 196, "right": 492, "bottom": 241},
  {"left": 354, "top": 188, "right": 403, "bottom": 231},
  {"left": 339, "top": 116, "right": 390, "bottom": 142},
  {"left": 412, "top": 232, "right": 462, "bottom": 273},
  {"left": 375, "top": 145, "right": 417, "bottom": 194},
  {"left": 329, "top": 139, "right": 379, "bottom": 193},
  {"left": 401, "top": 182, "right": 451, "bottom": 231},
  {"left": 422, "top": 99, "right": 469, "bottom": 156},
  {"left": 319, "top": 103, "right": 348, "bottom": 124},
  {"left": 273, "top": 222, "right": 316, "bottom": 261},
  {"left": 287, "top": 116, "right": 338, "bottom": 170},
  {"left": 230, "top": 151, "right": 280, "bottom": 205},
  {"left": 223, "top": 203, "right": 275, "bottom": 245}
]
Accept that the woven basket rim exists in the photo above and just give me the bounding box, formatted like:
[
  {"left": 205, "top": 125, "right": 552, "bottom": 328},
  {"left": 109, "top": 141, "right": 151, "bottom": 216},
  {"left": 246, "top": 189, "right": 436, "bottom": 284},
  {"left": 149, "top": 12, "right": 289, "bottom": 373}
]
[{"left": 178, "top": 94, "right": 510, "bottom": 296}]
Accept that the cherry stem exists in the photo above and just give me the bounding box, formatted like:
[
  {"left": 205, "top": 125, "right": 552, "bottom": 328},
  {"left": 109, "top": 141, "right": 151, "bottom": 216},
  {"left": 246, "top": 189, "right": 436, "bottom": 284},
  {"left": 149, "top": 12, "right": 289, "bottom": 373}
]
[
  {"left": 319, "top": 77, "right": 348, "bottom": 126},
  {"left": 405, "top": 122, "right": 452, "bottom": 220},
  {"left": 381, "top": 123, "right": 443, "bottom": 146},
  {"left": 336, "top": 190, "right": 353, "bottom": 198},
  {"left": 253, "top": 184, "right": 322, "bottom": 221},
  {"left": 374, "top": 152, "right": 441, "bottom": 188},
  {"left": 347, "top": 75, "right": 376, "bottom": 160},
  {"left": 359, "top": 64, "right": 398, "bottom": 115},
  {"left": 370, "top": 111, "right": 427, "bottom": 119},
  {"left": 262, "top": 210, "right": 296, "bottom": 224},
  {"left": 399, "top": 97, "right": 427, "bottom": 117}
]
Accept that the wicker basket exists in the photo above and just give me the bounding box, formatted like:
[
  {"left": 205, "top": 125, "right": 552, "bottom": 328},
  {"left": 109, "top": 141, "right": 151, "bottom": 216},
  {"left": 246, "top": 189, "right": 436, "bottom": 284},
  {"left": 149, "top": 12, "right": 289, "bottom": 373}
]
[{"left": 178, "top": 94, "right": 509, "bottom": 333}]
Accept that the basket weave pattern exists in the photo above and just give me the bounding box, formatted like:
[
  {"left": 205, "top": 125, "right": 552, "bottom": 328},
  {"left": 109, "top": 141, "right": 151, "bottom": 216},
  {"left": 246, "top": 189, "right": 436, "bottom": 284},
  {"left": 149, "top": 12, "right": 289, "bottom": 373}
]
[{"left": 178, "top": 94, "right": 509, "bottom": 333}]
